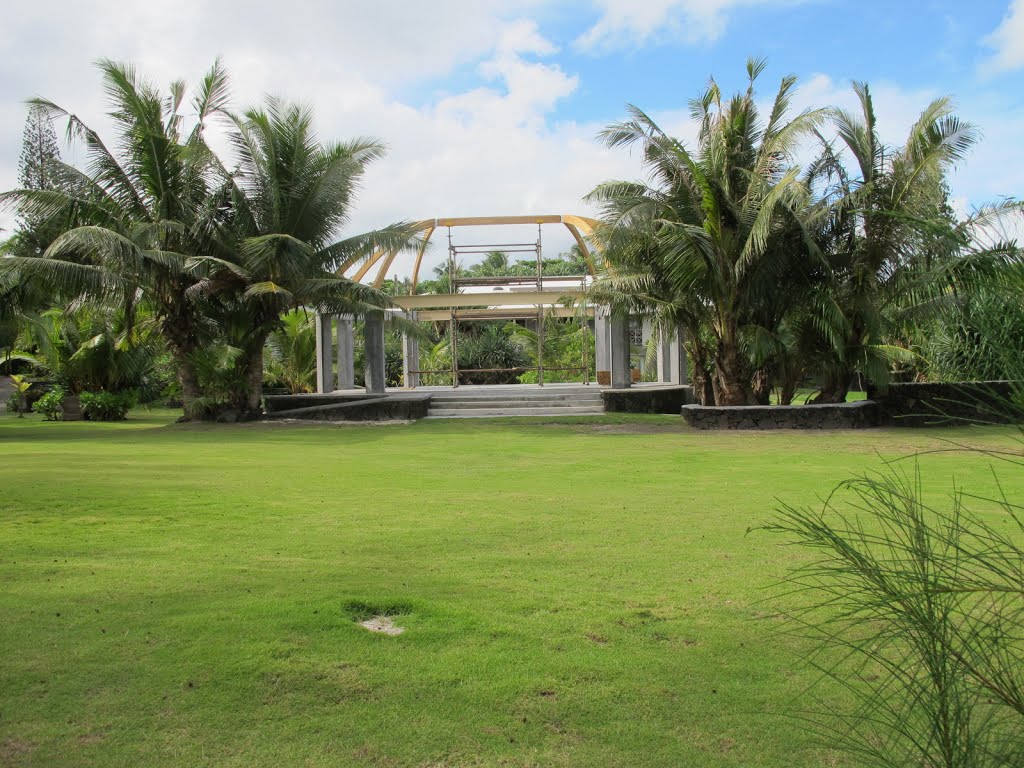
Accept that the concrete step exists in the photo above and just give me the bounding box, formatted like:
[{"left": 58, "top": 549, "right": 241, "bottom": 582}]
[
  {"left": 426, "top": 406, "right": 606, "bottom": 418},
  {"left": 430, "top": 389, "right": 599, "bottom": 398},
  {"left": 424, "top": 386, "right": 607, "bottom": 419}
]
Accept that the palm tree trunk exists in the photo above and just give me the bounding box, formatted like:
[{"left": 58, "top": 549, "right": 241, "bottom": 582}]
[
  {"left": 779, "top": 379, "right": 798, "bottom": 406},
  {"left": 715, "top": 328, "right": 750, "bottom": 406},
  {"left": 684, "top": 325, "right": 715, "bottom": 405},
  {"left": 751, "top": 367, "right": 772, "bottom": 405},
  {"left": 812, "top": 325, "right": 862, "bottom": 404},
  {"left": 162, "top": 308, "right": 203, "bottom": 419},
  {"left": 176, "top": 356, "right": 202, "bottom": 418},
  {"left": 242, "top": 344, "right": 265, "bottom": 419},
  {"left": 811, "top": 371, "right": 851, "bottom": 404}
]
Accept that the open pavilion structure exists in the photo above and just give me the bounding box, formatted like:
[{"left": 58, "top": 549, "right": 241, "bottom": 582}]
[{"left": 313, "top": 215, "right": 688, "bottom": 395}]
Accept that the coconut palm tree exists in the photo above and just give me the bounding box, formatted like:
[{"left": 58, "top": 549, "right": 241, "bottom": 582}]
[
  {"left": 195, "top": 98, "right": 418, "bottom": 417},
  {"left": 588, "top": 59, "right": 826, "bottom": 405},
  {"left": 808, "top": 83, "right": 982, "bottom": 402},
  {"left": 0, "top": 59, "right": 230, "bottom": 415}
]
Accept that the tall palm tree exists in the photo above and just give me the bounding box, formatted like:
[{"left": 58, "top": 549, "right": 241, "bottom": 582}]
[
  {"left": 196, "top": 98, "right": 418, "bottom": 416},
  {"left": 589, "top": 59, "right": 825, "bottom": 405},
  {"left": 808, "top": 83, "right": 982, "bottom": 402},
  {"left": 1, "top": 59, "right": 230, "bottom": 415}
]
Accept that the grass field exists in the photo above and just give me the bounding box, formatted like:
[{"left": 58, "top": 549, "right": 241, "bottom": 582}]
[{"left": 1, "top": 411, "right": 1021, "bottom": 767}]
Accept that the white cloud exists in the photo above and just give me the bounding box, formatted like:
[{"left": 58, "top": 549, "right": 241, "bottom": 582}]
[
  {"left": 2, "top": 2, "right": 1019, "bottom": 283},
  {"left": 981, "top": 0, "right": 1024, "bottom": 73},
  {"left": 574, "top": 0, "right": 805, "bottom": 51},
  {"left": 0, "top": 2, "right": 633, "bottom": 279}
]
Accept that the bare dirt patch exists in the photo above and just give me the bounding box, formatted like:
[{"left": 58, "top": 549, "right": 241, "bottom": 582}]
[
  {"left": 1, "top": 737, "right": 36, "bottom": 763},
  {"left": 358, "top": 616, "right": 405, "bottom": 636}
]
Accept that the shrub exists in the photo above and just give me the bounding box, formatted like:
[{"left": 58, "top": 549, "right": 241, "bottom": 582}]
[
  {"left": 767, "top": 465, "right": 1024, "bottom": 767},
  {"left": 79, "top": 390, "right": 134, "bottom": 421},
  {"left": 32, "top": 387, "right": 66, "bottom": 421},
  {"left": 138, "top": 352, "right": 180, "bottom": 406}
]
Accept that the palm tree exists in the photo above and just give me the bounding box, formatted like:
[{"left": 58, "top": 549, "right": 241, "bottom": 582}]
[
  {"left": 264, "top": 310, "right": 317, "bottom": 394},
  {"left": 197, "top": 98, "right": 418, "bottom": 416},
  {"left": 10, "top": 305, "right": 158, "bottom": 394},
  {"left": 588, "top": 59, "right": 825, "bottom": 405},
  {"left": 477, "top": 250, "right": 509, "bottom": 274},
  {"left": 808, "top": 83, "right": 981, "bottom": 402},
  {"left": 0, "top": 257, "right": 49, "bottom": 368},
  {"left": 1, "top": 59, "right": 230, "bottom": 415}
]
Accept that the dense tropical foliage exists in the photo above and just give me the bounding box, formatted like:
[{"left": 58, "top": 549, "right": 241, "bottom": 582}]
[
  {"left": 588, "top": 59, "right": 1022, "bottom": 405},
  {"left": 1, "top": 60, "right": 413, "bottom": 419}
]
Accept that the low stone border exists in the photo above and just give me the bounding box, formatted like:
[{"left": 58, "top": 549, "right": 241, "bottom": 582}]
[
  {"left": 682, "top": 400, "right": 882, "bottom": 430},
  {"left": 603, "top": 385, "right": 694, "bottom": 414},
  {"left": 872, "top": 381, "right": 1016, "bottom": 426},
  {"left": 681, "top": 381, "right": 1020, "bottom": 430},
  {"left": 264, "top": 392, "right": 432, "bottom": 422}
]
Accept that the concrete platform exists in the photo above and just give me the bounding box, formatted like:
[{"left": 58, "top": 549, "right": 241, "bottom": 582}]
[{"left": 263, "top": 382, "right": 690, "bottom": 421}]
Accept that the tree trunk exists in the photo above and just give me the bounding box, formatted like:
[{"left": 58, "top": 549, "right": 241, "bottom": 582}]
[
  {"left": 685, "top": 326, "right": 715, "bottom": 405},
  {"left": 810, "top": 371, "right": 851, "bottom": 404},
  {"left": 779, "top": 379, "right": 798, "bottom": 406},
  {"left": 242, "top": 344, "right": 265, "bottom": 419},
  {"left": 162, "top": 308, "right": 203, "bottom": 420},
  {"left": 176, "top": 356, "right": 202, "bottom": 419},
  {"left": 751, "top": 367, "right": 772, "bottom": 405},
  {"left": 813, "top": 323, "right": 864, "bottom": 404},
  {"left": 715, "top": 330, "right": 749, "bottom": 406}
]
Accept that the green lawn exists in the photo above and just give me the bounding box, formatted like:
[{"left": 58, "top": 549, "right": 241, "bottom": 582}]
[{"left": 1, "top": 411, "right": 1021, "bottom": 767}]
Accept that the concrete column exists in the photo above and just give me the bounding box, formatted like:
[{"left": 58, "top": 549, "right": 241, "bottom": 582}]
[
  {"left": 595, "top": 306, "right": 610, "bottom": 384},
  {"left": 642, "top": 317, "right": 654, "bottom": 379},
  {"left": 656, "top": 327, "right": 671, "bottom": 383},
  {"left": 335, "top": 314, "right": 355, "bottom": 390},
  {"left": 315, "top": 313, "right": 334, "bottom": 394},
  {"left": 401, "top": 311, "right": 420, "bottom": 389},
  {"left": 657, "top": 326, "right": 689, "bottom": 385},
  {"left": 669, "top": 329, "right": 688, "bottom": 385},
  {"left": 363, "top": 310, "right": 386, "bottom": 394},
  {"left": 609, "top": 309, "right": 632, "bottom": 389}
]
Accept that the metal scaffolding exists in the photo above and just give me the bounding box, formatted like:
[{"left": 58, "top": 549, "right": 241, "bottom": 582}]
[{"left": 405, "top": 223, "right": 591, "bottom": 387}]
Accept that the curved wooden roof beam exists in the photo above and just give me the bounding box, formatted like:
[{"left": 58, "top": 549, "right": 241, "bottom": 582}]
[
  {"left": 409, "top": 226, "right": 436, "bottom": 294},
  {"left": 372, "top": 248, "right": 402, "bottom": 289},
  {"left": 563, "top": 222, "right": 594, "bottom": 274},
  {"left": 350, "top": 249, "right": 388, "bottom": 283}
]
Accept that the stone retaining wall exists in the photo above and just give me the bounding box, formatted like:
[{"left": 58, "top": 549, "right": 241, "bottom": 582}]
[
  {"left": 264, "top": 393, "right": 432, "bottom": 421},
  {"left": 264, "top": 393, "right": 375, "bottom": 414},
  {"left": 603, "top": 385, "right": 694, "bottom": 414},
  {"left": 871, "top": 381, "right": 1016, "bottom": 426},
  {"left": 682, "top": 400, "right": 883, "bottom": 430},
  {"left": 680, "top": 381, "right": 1019, "bottom": 430}
]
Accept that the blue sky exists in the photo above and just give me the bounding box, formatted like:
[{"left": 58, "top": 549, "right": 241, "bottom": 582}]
[
  {"left": 420, "top": 2, "right": 1018, "bottom": 122},
  {"left": 1, "top": 1, "right": 1021, "bottom": 277}
]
